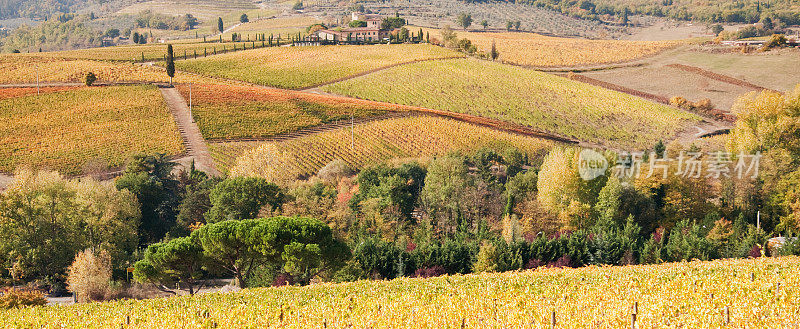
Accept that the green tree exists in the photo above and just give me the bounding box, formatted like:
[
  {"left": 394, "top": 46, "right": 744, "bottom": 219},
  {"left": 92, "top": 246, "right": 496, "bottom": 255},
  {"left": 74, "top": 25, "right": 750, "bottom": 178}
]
[
  {"left": 489, "top": 40, "right": 499, "bottom": 61},
  {"left": 205, "top": 177, "right": 285, "bottom": 223},
  {"left": 133, "top": 236, "right": 205, "bottom": 294},
  {"left": 194, "top": 217, "right": 348, "bottom": 287},
  {"left": 711, "top": 24, "right": 724, "bottom": 36},
  {"left": 481, "top": 20, "right": 488, "bottom": 30},
  {"left": 84, "top": 72, "right": 96, "bottom": 86},
  {"left": 165, "top": 44, "right": 175, "bottom": 85},
  {"left": 240, "top": 14, "right": 249, "bottom": 23},
  {"left": 217, "top": 17, "right": 224, "bottom": 34},
  {"left": 457, "top": 13, "right": 472, "bottom": 30}
]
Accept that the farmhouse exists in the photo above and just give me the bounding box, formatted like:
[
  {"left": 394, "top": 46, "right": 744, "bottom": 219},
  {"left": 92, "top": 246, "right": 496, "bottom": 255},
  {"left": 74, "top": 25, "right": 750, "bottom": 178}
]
[{"left": 315, "top": 13, "right": 392, "bottom": 42}]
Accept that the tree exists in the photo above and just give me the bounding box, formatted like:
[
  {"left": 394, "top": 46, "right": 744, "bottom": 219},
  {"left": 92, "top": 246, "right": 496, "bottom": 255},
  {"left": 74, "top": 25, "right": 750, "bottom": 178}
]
[
  {"left": 514, "top": 21, "right": 521, "bottom": 30},
  {"left": 217, "top": 17, "right": 224, "bottom": 34},
  {"left": 506, "top": 21, "right": 513, "bottom": 31},
  {"left": 132, "top": 32, "right": 140, "bottom": 44},
  {"left": 194, "top": 217, "right": 348, "bottom": 287},
  {"left": 165, "top": 44, "right": 175, "bottom": 85},
  {"left": 240, "top": 14, "right": 249, "bottom": 23},
  {"left": 0, "top": 170, "right": 140, "bottom": 282},
  {"left": 84, "top": 72, "right": 96, "bottom": 86},
  {"left": 711, "top": 24, "right": 724, "bottom": 36},
  {"left": 457, "top": 13, "right": 472, "bottom": 30},
  {"left": 481, "top": 20, "right": 488, "bottom": 30},
  {"left": 67, "top": 249, "right": 112, "bottom": 302},
  {"left": 116, "top": 154, "right": 180, "bottom": 245},
  {"left": 133, "top": 236, "right": 206, "bottom": 294},
  {"left": 349, "top": 20, "right": 367, "bottom": 28},
  {"left": 292, "top": 1, "right": 303, "bottom": 10},
  {"left": 205, "top": 177, "right": 285, "bottom": 223},
  {"left": 489, "top": 40, "right": 499, "bottom": 61}
]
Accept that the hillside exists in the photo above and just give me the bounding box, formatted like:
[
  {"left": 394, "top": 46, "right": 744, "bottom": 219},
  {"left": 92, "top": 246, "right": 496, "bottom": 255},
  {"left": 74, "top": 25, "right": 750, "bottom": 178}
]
[
  {"left": 419, "top": 27, "right": 683, "bottom": 67},
  {"left": 3, "top": 257, "right": 797, "bottom": 327},
  {"left": 173, "top": 44, "right": 463, "bottom": 89},
  {"left": 214, "top": 115, "right": 557, "bottom": 182},
  {"left": 322, "top": 58, "right": 701, "bottom": 149},
  {"left": 174, "top": 83, "right": 405, "bottom": 140}
]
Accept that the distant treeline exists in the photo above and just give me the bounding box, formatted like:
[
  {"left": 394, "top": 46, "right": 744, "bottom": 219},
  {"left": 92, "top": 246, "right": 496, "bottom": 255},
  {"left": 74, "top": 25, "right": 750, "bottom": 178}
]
[
  {"left": 1, "top": 13, "right": 100, "bottom": 53},
  {"left": 0, "top": 0, "right": 86, "bottom": 20},
  {"left": 463, "top": 0, "right": 800, "bottom": 25}
]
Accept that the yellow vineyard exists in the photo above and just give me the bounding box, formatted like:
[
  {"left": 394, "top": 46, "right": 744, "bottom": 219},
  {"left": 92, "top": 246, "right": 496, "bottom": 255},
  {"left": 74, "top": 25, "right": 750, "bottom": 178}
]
[
  {"left": 213, "top": 115, "right": 556, "bottom": 182},
  {"left": 2, "top": 257, "right": 797, "bottom": 328},
  {"left": 0, "top": 85, "right": 184, "bottom": 175},
  {"left": 422, "top": 27, "right": 682, "bottom": 67}
]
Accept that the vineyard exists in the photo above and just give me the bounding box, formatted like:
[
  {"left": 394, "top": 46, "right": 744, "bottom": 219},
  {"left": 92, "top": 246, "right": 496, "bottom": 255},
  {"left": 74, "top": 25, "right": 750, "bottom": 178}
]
[
  {"left": 25, "top": 41, "right": 266, "bottom": 62},
  {"left": 0, "top": 85, "right": 184, "bottom": 175},
  {"left": 422, "top": 27, "right": 683, "bottom": 67},
  {"left": 175, "top": 84, "right": 406, "bottom": 140},
  {"left": 174, "top": 44, "right": 463, "bottom": 89},
  {"left": 0, "top": 56, "right": 225, "bottom": 84},
  {"left": 322, "top": 58, "right": 700, "bottom": 149},
  {"left": 212, "top": 115, "right": 556, "bottom": 182},
  {"left": 0, "top": 86, "right": 84, "bottom": 100},
  {"left": 3, "top": 257, "right": 799, "bottom": 327}
]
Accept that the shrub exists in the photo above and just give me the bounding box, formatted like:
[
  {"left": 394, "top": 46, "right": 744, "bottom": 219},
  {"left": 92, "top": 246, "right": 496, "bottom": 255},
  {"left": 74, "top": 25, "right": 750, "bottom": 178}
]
[
  {"left": 317, "top": 159, "right": 353, "bottom": 183},
  {"left": 84, "top": 72, "right": 96, "bottom": 86},
  {"left": 67, "top": 249, "right": 112, "bottom": 303},
  {"left": 0, "top": 288, "right": 47, "bottom": 309}
]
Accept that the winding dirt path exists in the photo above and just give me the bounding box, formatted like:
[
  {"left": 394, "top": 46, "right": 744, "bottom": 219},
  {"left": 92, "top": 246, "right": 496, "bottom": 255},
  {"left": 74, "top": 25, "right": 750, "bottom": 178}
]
[{"left": 159, "top": 86, "right": 221, "bottom": 177}]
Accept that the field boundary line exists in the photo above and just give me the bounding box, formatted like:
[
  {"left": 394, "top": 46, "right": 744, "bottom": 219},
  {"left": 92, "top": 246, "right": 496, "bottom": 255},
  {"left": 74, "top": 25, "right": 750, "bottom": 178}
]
[
  {"left": 563, "top": 73, "right": 737, "bottom": 123},
  {"left": 666, "top": 63, "right": 779, "bottom": 93}
]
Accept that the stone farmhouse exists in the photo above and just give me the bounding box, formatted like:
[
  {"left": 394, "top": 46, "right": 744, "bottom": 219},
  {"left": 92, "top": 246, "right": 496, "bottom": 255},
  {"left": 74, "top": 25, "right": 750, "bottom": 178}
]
[{"left": 315, "top": 13, "right": 390, "bottom": 42}]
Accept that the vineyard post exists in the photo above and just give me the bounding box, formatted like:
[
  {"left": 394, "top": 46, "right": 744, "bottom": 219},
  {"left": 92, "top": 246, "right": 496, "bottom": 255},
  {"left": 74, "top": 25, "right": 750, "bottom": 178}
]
[
  {"left": 724, "top": 306, "right": 730, "bottom": 325},
  {"left": 189, "top": 83, "right": 193, "bottom": 123},
  {"left": 630, "top": 302, "right": 637, "bottom": 329},
  {"left": 550, "top": 310, "right": 556, "bottom": 329}
]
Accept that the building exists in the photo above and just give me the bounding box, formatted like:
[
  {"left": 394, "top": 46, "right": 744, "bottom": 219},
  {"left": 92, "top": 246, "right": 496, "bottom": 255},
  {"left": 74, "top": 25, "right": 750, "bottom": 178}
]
[
  {"left": 351, "top": 12, "right": 383, "bottom": 28},
  {"left": 315, "top": 13, "right": 391, "bottom": 42}
]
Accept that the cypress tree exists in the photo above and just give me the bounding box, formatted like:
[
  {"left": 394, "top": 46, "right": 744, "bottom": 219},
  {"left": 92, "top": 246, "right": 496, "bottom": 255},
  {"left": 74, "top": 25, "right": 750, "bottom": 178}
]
[{"left": 166, "top": 44, "right": 175, "bottom": 85}]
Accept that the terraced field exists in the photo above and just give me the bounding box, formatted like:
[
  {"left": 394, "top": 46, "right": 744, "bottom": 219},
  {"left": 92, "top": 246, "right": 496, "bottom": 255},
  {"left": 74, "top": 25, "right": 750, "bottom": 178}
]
[
  {"left": 322, "top": 58, "right": 701, "bottom": 149},
  {"left": 175, "top": 84, "right": 405, "bottom": 140},
  {"left": 174, "top": 44, "right": 463, "bottom": 89},
  {"left": 421, "top": 27, "right": 683, "bottom": 67},
  {"left": 0, "top": 85, "right": 184, "bottom": 175},
  {"left": 212, "top": 115, "right": 556, "bottom": 182},
  {"left": 3, "top": 257, "right": 798, "bottom": 328}
]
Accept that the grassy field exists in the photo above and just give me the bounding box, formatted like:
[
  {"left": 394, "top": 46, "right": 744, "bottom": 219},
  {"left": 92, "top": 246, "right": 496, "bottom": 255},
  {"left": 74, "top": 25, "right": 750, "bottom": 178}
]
[
  {"left": 0, "top": 85, "right": 184, "bottom": 175},
  {"left": 0, "top": 56, "right": 226, "bottom": 84},
  {"left": 420, "top": 27, "right": 682, "bottom": 67},
  {"left": 174, "top": 44, "right": 463, "bottom": 89},
  {"left": 322, "top": 58, "right": 700, "bottom": 149},
  {"left": 2, "top": 257, "right": 798, "bottom": 328},
  {"left": 214, "top": 115, "right": 556, "bottom": 182},
  {"left": 175, "top": 84, "right": 407, "bottom": 140},
  {"left": 220, "top": 15, "right": 323, "bottom": 40}
]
